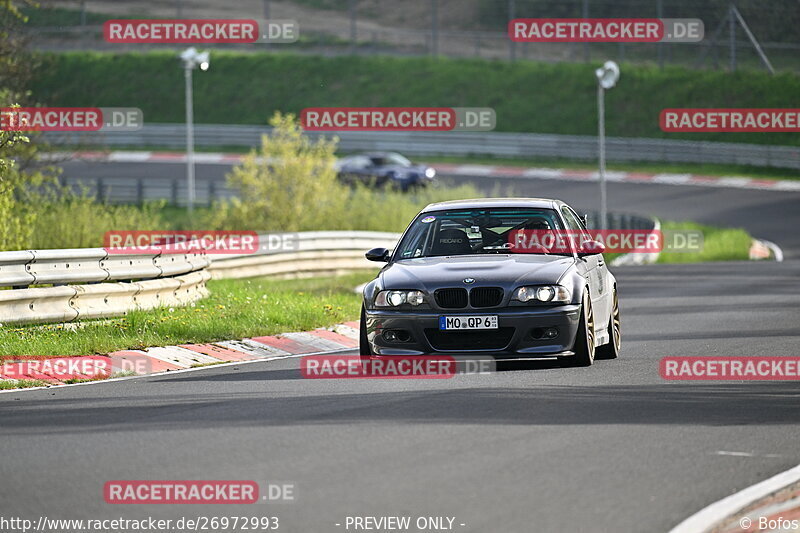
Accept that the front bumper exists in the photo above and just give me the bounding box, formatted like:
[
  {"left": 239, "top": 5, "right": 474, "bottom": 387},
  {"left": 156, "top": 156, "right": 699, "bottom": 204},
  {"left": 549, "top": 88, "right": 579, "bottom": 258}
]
[{"left": 365, "top": 305, "right": 582, "bottom": 358}]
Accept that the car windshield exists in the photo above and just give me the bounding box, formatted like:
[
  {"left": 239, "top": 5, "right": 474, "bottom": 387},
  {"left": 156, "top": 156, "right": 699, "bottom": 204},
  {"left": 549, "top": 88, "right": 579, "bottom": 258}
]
[
  {"left": 394, "top": 207, "right": 568, "bottom": 258},
  {"left": 370, "top": 153, "right": 412, "bottom": 166}
]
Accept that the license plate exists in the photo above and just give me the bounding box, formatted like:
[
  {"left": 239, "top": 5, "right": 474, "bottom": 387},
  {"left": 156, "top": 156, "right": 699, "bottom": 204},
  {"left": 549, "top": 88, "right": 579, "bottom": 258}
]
[{"left": 439, "top": 315, "right": 498, "bottom": 331}]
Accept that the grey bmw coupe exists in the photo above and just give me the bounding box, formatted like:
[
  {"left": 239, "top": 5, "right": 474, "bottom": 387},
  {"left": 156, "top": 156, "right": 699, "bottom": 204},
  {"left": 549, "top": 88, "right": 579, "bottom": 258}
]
[{"left": 359, "top": 198, "right": 621, "bottom": 366}]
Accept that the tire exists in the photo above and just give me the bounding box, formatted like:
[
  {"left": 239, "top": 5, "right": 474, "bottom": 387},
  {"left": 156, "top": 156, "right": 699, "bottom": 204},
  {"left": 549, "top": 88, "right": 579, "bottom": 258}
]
[
  {"left": 359, "top": 305, "right": 373, "bottom": 360},
  {"left": 569, "top": 291, "right": 596, "bottom": 367},
  {"left": 596, "top": 288, "right": 621, "bottom": 360}
]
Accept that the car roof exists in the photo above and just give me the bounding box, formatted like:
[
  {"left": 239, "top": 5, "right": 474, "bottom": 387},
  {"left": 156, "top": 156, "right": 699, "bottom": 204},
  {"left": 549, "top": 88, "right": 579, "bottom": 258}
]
[{"left": 420, "top": 198, "right": 563, "bottom": 212}]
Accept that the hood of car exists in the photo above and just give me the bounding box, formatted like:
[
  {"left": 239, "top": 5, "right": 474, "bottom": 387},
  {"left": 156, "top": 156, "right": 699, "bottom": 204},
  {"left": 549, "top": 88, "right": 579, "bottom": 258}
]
[{"left": 379, "top": 254, "right": 574, "bottom": 291}]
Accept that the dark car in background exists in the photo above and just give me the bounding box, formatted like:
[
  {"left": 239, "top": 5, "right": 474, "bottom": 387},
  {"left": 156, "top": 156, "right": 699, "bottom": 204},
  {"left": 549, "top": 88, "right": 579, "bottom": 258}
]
[
  {"left": 359, "top": 198, "right": 621, "bottom": 366},
  {"left": 335, "top": 152, "right": 436, "bottom": 190}
]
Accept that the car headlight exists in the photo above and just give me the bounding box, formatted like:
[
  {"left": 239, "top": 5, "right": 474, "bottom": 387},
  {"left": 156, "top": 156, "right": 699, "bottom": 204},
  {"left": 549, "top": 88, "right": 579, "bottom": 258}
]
[
  {"left": 512, "top": 285, "right": 571, "bottom": 303},
  {"left": 424, "top": 168, "right": 436, "bottom": 179},
  {"left": 375, "top": 290, "right": 426, "bottom": 307}
]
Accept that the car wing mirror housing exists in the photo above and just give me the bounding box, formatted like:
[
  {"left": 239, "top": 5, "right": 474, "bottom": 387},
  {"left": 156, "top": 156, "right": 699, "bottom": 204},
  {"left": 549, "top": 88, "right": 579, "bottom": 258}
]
[
  {"left": 578, "top": 240, "right": 606, "bottom": 256},
  {"left": 365, "top": 247, "right": 390, "bottom": 262}
]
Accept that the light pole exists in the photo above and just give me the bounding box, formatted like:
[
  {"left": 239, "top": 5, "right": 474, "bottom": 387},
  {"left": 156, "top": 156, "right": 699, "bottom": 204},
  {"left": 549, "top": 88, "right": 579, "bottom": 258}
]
[
  {"left": 595, "top": 60, "right": 619, "bottom": 230},
  {"left": 179, "top": 47, "right": 210, "bottom": 216}
]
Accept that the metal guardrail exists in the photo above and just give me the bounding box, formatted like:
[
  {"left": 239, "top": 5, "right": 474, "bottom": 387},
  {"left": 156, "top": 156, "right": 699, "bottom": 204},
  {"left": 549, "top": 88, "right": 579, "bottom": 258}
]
[
  {"left": 584, "top": 212, "right": 656, "bottom": 231},
  {"left": 0, "top": 271, "right": 211, "bottom": 325},
  {"left": 0, "top": 248, "right": 209, "bottom": 288},
  {"left": 0, "top": 232, "right": 400, "bottom": 326},
  {"left": 207, "top": 231, "right": 401, "bottom": 279},
  {"left": 44, "top": 124, "right": 800, "bottom": 170}
]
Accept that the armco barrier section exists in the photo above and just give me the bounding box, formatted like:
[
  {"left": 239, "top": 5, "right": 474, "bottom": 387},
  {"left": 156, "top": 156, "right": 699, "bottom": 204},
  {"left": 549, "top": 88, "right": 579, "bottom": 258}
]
[
  {"left": 0, "top": 232, "right": 400, "bottom": 326},
  {"left": 44, "top": 124, "right": 800, "bottom": 170},
  {"left": 207, "top": 231, "right": 402, "bottom": 280},
  {"left": 0, "top": 248, "right": 209, "bottom": 288},
  {"left": 0, "top": 271, "right": 211, "bottom": 325}
]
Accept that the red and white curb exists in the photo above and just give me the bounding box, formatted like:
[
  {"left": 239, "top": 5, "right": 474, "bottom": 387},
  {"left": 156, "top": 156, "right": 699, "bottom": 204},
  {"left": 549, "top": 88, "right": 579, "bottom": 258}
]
[
  {"left": 50, "top": 151, "right": 800, "bottom": 193},
  {"left": 670, "top": 464, "right": 800, "bottom": 533},
  {"left": 0, "top": 321, "right": 360, "bottom": 389}
]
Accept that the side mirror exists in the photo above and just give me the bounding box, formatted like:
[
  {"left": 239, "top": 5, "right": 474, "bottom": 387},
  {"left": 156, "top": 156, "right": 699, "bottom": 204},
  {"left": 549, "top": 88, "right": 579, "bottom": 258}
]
[
  {"left": 579, "top": 240, "right": 605, "bottom": 256},
  {"left": 365, "top": 247, "right": 390, "bottom": 262}
]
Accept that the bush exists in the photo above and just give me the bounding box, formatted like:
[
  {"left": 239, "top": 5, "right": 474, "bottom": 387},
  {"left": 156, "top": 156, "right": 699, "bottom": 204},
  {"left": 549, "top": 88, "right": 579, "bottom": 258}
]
[
  {"left": 212, "top": 112, "right": 346, "bottom": 232},
  {"left": 26, "top": 186, "right": 166, "bottom": 249}
]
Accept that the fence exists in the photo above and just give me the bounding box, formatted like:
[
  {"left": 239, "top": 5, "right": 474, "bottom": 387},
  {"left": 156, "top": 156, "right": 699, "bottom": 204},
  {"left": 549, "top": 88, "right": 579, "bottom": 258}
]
[{"left": 27, "top": 0, "right": 800, "bottom": 72}]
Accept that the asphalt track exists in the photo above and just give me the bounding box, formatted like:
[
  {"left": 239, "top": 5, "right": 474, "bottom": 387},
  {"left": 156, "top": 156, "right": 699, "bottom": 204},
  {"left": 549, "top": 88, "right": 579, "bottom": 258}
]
[{"left": 2, "top": 160, "right": 799, "bottom": 533}]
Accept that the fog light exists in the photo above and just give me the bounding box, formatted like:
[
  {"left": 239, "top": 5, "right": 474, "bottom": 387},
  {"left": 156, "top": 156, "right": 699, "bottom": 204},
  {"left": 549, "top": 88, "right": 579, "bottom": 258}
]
[{"left": 531, "top": 327, "right": 559, "bottom": 340}]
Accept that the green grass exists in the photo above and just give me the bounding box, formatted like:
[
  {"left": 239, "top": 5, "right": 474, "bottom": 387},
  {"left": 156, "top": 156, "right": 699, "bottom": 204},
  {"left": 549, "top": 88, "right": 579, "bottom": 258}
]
[
  {"left": 656, "top": 221, "right": 753, "bottom": 263},
  {"left": 21, "top": 7, "right": 144, "bottom": 27},
  {"left": 0, "top": 378, "right": 48, "bottom": 389},
  {"left": 0, "top": 273, "right": 374, "bottom": 358},
  {"left": 29, "top": 51, "right": 800, "bottom": 147}
]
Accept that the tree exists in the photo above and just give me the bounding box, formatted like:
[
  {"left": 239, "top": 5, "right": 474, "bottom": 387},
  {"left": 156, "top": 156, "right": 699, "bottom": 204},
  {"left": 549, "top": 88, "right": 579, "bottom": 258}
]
[{"left": 215, "top": 112, "right": 347, "bottom": 231}]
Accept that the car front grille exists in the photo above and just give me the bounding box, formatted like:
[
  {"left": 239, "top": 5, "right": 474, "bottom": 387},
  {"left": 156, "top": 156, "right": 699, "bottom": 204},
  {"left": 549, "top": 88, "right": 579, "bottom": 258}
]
[
  {"left": 424, "top": 327, "right": 515, "bottom": 351},
  {"left": 435, "top": 288, "right": 468, "bottom": 309},
  {"left": 469, "top": 287, "right": 503, "bottom": 308}
]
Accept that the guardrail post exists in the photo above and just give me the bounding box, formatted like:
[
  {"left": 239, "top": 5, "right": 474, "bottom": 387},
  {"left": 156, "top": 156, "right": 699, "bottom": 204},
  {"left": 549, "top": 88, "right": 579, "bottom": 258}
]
[
  {"left": 508, "top": 0, "right": 516, "bottom": 61},
  {"left": 137, "top": 178, "right": 144, "bottom": 206},
  {"left": 208, "top": 180, "right": 216, "bottom": 206},
  {"left": 171, "top": 178, "right": 179, "bottom": 206},
  {"left": 96, "top": 177, "right": 106, "bottom": 203}
]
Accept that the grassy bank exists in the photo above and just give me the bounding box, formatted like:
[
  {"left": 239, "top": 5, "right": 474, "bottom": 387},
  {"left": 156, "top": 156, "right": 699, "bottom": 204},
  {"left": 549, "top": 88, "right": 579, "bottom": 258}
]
[
  {"left": 656, "top": 221, "right": 753, "bottom": 263},
  {"left": 30, "top": 51, "right": 800, "bottom": 146}
]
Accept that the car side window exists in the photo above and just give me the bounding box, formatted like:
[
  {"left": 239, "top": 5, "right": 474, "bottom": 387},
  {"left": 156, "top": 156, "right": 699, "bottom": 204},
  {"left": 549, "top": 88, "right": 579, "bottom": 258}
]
[
  {"left": 568, "top": 207, "right": 588, "bottom": 230},
  {"left": 561, "top": 206, "right": 592, "bottom": 250},
  {"left": 560, "top": 207, "right": 583, "bottom": 231},
  {"left": 397, "top": 220, "right": 434, "bottom": 259},
  {"left": 360, "top": 156, "right": 374, "bottom": 168}
]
